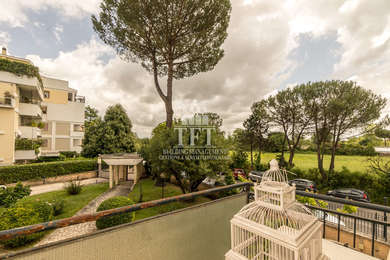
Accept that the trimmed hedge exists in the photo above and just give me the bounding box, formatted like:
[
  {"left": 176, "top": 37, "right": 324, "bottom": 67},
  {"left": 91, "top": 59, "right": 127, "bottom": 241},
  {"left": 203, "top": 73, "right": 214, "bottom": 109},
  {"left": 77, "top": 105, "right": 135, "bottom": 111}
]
[
  {"left": 0, "top": 200, "right": 53, "bottom": 248},
  {"left": 0, "top": 159, "right": 97, "bottom": 184},
  {"left": 96, "top": 196, "right": 135, "bottom": 230}
]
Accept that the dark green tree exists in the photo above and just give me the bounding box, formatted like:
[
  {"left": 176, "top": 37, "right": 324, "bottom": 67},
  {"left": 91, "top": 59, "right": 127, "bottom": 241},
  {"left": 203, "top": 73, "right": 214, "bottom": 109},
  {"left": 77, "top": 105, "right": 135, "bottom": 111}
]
[
  {"left": 147, "top": 121, "right": 229, "bottom": 194},
  {"left": 92, "top": 0, "right": 232, "bottom": 128},
  {"left": 82, "top": 104, "right": 135, "bottom": 157}
]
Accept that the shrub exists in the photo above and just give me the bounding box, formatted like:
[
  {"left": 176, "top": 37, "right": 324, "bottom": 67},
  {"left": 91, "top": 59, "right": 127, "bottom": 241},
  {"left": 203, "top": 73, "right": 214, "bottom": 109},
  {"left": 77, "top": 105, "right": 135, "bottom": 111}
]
[
  {"left": 0, "top": 159, "right": 97, "bottom": 184},
  {"left": 0, "top": 183, "right": 31, "bottom": 207},
  {"left": 60, "top": 151, "right": 79, "bottom": 158},
  {"left": 96, "top": 196, "right": 135, "bottom": 230},
  {"left": 0, "top": 200, "right": 53, "bottom": 248},
  {"left": 65, "top": 181, "right": 83, "bottom": 195},
  {"left": 50, "top": 199, "right": 65, "bottom": 216}
]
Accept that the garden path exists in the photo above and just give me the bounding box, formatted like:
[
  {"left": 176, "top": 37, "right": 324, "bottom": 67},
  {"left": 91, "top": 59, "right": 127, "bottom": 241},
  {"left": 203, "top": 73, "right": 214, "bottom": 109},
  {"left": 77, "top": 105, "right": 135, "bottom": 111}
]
[{"left": 35, "top": 181, "right": 133, "bottom": 246}]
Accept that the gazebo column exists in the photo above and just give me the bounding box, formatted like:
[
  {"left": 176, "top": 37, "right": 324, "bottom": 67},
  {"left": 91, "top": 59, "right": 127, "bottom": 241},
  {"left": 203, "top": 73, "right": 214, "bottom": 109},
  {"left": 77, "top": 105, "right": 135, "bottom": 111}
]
[
  {"left": 115, "top": 165, "right": 119, "bottom": 185},
  {"left": 109, "top": 165, "right": 113, "bottom": 189},
  {"left": 134, "top": 163, "right": 138, "bottom": 184}
]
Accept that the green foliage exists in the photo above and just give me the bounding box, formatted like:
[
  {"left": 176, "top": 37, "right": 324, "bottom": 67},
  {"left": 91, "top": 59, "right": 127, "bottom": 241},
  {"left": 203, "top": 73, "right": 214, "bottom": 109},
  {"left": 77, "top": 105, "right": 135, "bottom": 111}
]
[
  {"left": 254, "top": 153, "right": 262, "bottom": 171},
  {"left": 50, "top": 199, "right": 65, "bottom": 216},
  {"left": 15, "top": 138, "right": 42, "bottom": 154},
  {"left": 147, "top": 120, "right": 230, "bottom": 193},
  {"left": 0, "top": 200, "right": 53, "bottom": 248},
  {"left": 296, "top": 195, "right": 328, "bottom": 208},
  {"left": 337, "top": 204, "right": 358, "bottom": 214},
  {"left": 0, "top": 183, "right": 31, "bottom": 207},
  {"left": 231, "top": 150, "right": 249, "bottom": 171},
  {"left": 65, "top": 181, "right": 83, "bottom": 195},
  {"left": 0, "top": 58, "right": 43, "bottom": 89},
  {"left": 59, "top": 151, "right": 79, "bottom": 158},
  {"left": 0, "top": 159, "right": 97, "bottom": 184},
  {"left": 96, "top": 196, "right": 135, "bottom": 229},
  {"left": 82, "top": 104, "right": 135, "bottom": 157}
]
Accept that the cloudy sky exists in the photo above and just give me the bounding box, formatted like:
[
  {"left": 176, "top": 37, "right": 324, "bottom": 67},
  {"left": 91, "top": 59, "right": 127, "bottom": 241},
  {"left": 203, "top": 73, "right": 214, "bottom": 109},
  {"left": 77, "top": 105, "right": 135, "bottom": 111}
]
[{"left": 1, "top": 0, "right": 389, "bottom": 137}]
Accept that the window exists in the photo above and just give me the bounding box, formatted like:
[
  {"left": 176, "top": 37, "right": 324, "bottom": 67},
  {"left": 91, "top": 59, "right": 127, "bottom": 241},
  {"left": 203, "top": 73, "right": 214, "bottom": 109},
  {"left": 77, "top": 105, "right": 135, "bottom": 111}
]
[
  {"left": 41, "top": 106, "right": 47, "bottom": 114},
  {"left": 68, "top": 92, "right": 73, "bottom": 101},
  {"left": 44, "top": 91, "right": 50, "bottom": 99}
]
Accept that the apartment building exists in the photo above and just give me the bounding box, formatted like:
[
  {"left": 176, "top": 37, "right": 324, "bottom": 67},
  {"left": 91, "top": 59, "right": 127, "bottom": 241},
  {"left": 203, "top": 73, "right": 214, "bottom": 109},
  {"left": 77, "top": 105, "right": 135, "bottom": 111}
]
[
  {"left": 40, "top": 77, "right": 85, "bottom": 156},
  {"left": 0, "top": 47, "right": 85, "bottom": 165}
]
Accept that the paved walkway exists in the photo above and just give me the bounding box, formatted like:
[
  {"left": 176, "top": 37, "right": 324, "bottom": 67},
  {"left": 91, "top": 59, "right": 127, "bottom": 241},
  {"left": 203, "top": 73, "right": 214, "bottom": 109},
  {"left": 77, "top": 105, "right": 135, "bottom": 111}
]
[
  {"left": 36, "top": 181, "right": 133, "bottom": 246},
  {"left": 30, "top": 178, "right": 108, "bottom": 195}
]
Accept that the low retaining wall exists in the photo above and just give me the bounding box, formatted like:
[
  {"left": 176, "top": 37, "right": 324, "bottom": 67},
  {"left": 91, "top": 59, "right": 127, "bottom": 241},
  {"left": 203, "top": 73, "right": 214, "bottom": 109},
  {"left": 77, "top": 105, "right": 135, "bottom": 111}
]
[{"left": 7, "top": 171, "right": 97, "bottom": 187}]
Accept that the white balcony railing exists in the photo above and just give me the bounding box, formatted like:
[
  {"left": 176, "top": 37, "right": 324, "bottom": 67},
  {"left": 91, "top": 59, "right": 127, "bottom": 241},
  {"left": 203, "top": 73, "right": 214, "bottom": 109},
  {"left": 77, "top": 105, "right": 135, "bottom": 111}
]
[
  {"left": 19, "top": 103, "right": 42, "bottom": 118},
  {"left": 19, "top": 126, "right": 41, "bottom": 139}
]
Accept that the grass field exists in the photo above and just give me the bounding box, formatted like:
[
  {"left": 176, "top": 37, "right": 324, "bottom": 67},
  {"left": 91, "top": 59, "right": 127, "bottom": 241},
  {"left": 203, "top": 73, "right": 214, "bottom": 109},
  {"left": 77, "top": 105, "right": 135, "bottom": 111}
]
[
  {"left": 129, "top": 178, "right": 211, "bottom": 221},
  {"left": 19, "top": 183, "right": 109, "bottom": 219},
  {"left": 253, "top": 152, "right": 390, "bottom": 172}
]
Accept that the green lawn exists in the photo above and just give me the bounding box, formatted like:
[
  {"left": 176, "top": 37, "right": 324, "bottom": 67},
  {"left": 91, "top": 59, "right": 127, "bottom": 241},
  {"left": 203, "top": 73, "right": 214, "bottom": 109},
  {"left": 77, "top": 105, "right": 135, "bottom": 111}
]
[
  {"left": 129, "top": 178, "right": 211, "bottom": 221},
  {"left": 253, "top": 152, "right": 390, "bottom": 172},
  {"left": 19, "top": 183, "right": 109, "bottom": 219}
]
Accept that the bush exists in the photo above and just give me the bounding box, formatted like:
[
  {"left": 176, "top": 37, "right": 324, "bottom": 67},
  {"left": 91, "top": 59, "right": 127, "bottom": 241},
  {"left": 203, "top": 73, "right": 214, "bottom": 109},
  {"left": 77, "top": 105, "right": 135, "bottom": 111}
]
[
  {"left": 0, "top": 200, "right": 53, "bottom": 248},
  {"left": 0, "top": 183, "right": 31, "bottom": 207},
  {"left": 60, "top": 151, "right": 79, "bottom": 158},
  {"left": 50, "top": 199, "right": 65, "bottom": 216},
  {"left": 96, "top": 196, "right": 135, "bottom": 230},
  {"left": 0, "top": 159, "right": 97, "bottom": 184},
  {"left": 65, "top": 181, "right": 83, "bottom": 195}
]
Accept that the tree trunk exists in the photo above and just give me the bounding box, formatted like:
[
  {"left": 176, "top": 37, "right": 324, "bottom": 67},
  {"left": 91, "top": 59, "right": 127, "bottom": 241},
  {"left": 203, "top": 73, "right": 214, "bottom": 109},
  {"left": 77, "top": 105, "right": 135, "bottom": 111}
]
[
  {"left": 288, "top": 149, "right": 295, "bottom": 168},
  {"left": 329, "top": 144, "right": 337, "bottom": 173},
  {"left": 317, "top": 145, "right": 326, "bottom": 181},
  {"left": 166, "top": 63, "right": 174, "bottom": 128}
]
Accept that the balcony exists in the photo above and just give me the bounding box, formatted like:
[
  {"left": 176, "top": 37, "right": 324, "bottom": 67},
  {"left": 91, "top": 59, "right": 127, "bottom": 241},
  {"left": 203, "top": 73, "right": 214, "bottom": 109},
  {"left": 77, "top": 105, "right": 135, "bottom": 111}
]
[
  {"left": 0, "top": 97, "right": 14, "bottom": 108},
  {"left": 14, "top": 150, "right": 37, "bottom": 161},
  {"left": 19, "top": 126, "right": 41, "bottom": 139},
  {"left": 0, "top": 184, "right": 383, "bottom": 260},
  {"left": 19, "top": 102, "right": 42, "bottom": 118},
  {"left": 0, "top": 71, "right": 44, "bottom": 100}
]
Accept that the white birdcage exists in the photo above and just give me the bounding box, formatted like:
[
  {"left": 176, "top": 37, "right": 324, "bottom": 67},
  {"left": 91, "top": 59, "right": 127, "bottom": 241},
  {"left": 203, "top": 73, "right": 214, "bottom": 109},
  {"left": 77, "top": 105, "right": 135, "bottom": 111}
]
[{"left": 225, "top": 159, "right": 329, "bottom": 260}]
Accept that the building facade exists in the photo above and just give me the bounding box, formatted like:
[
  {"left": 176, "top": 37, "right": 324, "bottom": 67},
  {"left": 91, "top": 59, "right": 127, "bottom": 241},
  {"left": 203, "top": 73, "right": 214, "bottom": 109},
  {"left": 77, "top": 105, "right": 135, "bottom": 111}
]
[
  {"left": 40, "top": 76, "right": 85, "bottom": 156},
  {"left": 0, "top": 47, "right": 85, "bottom": 165}
]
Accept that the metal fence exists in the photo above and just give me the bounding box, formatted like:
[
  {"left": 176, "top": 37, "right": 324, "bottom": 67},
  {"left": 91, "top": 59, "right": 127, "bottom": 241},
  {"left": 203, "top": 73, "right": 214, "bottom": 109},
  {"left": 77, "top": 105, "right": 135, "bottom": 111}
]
[{"left": 296, "top": 190, "right": 390, "bottom": 256}]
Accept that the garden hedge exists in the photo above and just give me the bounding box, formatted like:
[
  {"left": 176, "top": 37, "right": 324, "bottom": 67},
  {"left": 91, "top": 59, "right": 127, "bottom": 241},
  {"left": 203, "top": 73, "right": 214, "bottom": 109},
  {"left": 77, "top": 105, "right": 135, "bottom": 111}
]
[
  {"left": 96, "top": 196, "right": 135, "bottom": 230},
  {"left": 0, "top": 159, "right": 97, "bottom": 184}
]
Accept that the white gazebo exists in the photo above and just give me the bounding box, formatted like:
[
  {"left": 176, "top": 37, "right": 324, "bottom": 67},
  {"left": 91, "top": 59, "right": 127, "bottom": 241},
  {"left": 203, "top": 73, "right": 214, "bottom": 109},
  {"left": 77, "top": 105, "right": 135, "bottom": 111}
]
[
  {"left": 98, "top": 153, "right": 144, "bottom": 189},
  {"left": 225, "top": 159, "right": 329, "bottom": 260}
]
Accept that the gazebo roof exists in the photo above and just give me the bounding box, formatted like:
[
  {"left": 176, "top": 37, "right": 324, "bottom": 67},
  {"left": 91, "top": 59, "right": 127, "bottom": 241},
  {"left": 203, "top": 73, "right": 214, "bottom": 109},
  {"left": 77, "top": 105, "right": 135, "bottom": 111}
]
[{"left": 99, "top": 153, "right": 143, "bottom": 166}]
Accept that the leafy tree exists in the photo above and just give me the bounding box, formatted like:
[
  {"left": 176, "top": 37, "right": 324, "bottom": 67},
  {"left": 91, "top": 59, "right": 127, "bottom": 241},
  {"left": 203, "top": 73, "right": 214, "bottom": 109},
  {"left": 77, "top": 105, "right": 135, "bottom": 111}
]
[
  {"left": 92, "top": 0, "right": 232, "bottom": 128},
  {"left": 301, "top": 80, "right": 386, "bottom": 179},
  {"left": 147, "top": 121, "right": 229, "bottom": 194},
  {"left": 82, "top": 104, "right": 135, "bottom": 157},
  {"left": 244, "top": 100, "right": 271, "bottom": 167},
  {"left": 267, "top": 86, "right": 311, "bottom": 167},
  {"left": 231, "top": 128, "right": 255, "bottom": 168},
  {"left": 85, "top": 105, "right": 99, "bottom": 126},
  {"left": 375, "top": 128, "right": 390, "bottom": 147}
]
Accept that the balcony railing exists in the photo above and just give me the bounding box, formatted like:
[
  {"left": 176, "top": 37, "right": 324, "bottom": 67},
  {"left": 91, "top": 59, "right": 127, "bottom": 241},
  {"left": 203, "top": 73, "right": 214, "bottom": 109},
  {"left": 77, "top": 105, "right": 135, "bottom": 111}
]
[
  {"left": 74, "top": 96, "right": 85, "bottom": 103},
  {"left": 0, "top": 183, "right": 387, "bottom": 259}
]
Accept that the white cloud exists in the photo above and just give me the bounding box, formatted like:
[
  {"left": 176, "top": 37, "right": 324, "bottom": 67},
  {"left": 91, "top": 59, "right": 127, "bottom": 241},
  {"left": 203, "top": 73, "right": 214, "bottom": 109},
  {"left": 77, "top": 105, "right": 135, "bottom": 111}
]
[
  {"left": 0, "top": 32, "right": 11, "bottom": 48},
  {"left": 22, "top": 0, "right": 390, "bottom": 136},
  {"left": 0, "top": 0, "right": 100, "bottom": 27},
  {"left": 53, "top": 24, "right": 64, "bottom": 43}
]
